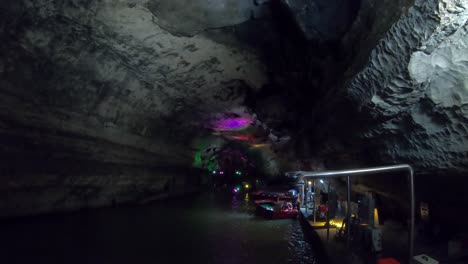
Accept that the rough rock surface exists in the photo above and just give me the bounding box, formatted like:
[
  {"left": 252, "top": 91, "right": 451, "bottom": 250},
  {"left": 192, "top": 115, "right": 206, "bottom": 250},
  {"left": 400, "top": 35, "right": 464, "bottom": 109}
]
[
  {"left": 0, "top": 0, "right": 268, "bottom": 217},
  {"left": 280, "top": 0, "right": 361, "bottom": 41},
  {"left": 347, "top": 0, "right": 468, "bottom": 173},
  {"left": 147, "top": 0, "right": 268, "bottom": 36}
]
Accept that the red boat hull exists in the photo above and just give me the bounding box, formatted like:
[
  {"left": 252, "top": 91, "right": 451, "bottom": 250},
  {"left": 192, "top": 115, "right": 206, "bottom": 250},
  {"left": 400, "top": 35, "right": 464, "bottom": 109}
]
[{"left": 254, "top": 200, "right": 298, "bottom": 219}]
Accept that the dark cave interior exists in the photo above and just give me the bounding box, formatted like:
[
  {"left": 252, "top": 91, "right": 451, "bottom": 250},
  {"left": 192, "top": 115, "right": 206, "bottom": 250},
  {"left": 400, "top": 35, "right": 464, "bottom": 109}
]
[{"left": 0, "top": 0, "right": 467, "bottom": 263}]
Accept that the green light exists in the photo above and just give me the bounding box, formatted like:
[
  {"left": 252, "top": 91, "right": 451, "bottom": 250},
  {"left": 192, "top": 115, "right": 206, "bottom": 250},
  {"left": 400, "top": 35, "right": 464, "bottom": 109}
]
[
  {"left": 236, "top": 186, "right": 241, "bottom": 191},
  {"left": 207, "top": 161, "right": 215, "bottom": 172},
  {"left": 192, "top": 151, "right": 203, "bottom": 167}
]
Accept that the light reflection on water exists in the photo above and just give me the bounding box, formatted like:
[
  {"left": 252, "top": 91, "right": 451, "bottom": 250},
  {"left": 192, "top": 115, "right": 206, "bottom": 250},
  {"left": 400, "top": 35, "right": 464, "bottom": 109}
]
[{"left": 1, "top": 192, "right": 319, "bottom": 264}]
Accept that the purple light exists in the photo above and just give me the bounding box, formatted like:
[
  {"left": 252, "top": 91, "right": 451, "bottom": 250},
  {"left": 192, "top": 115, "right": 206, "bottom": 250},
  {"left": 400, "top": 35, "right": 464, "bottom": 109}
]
[
  {"left": 220, "top": 171, "right": 224, "bottom": 175},
  {"left": 210, "top": 117, "right": 253, "bottom": 131},
  {"left": 233, "top": 188, "right": 238, "bottom": 193}
]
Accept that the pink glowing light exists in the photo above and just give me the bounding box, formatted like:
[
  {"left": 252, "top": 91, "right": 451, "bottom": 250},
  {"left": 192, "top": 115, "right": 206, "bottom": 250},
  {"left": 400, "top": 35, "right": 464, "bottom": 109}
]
[
  {"left": 224, "top": 134, "right": 253, "bottom": 141},
  {"left": 220, "top": 171, "right": 224, "bottom": 175}
]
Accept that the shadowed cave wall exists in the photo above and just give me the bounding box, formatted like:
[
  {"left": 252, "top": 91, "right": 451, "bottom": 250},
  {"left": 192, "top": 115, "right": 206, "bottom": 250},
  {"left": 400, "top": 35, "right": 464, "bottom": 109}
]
[{"left": 0, "top": 0, "right": 467, "bottom": 218}]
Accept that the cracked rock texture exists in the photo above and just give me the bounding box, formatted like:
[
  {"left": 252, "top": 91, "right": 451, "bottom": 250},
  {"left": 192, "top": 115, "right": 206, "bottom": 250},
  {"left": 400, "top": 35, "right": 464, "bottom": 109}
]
[{"left": 346, "top": 0, "right": 468, "bottom": 174}]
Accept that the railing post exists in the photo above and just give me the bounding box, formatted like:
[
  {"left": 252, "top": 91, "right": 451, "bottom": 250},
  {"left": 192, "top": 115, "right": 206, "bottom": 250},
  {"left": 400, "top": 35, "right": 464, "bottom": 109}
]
[
  {"left": 326, "top": 179, "right": 330, "bottom": 241},
  {"left": 409, "top": 167, "right": 415, "bottom": 264},
  {"left": 301, "top": 182, "right": 305, "bottom": 208},
  {"left": 347, "top": 175, "right": 351, "bottom": 248},
  {"left": 313, "top": 180, "right": 316, "bottom": 224}
]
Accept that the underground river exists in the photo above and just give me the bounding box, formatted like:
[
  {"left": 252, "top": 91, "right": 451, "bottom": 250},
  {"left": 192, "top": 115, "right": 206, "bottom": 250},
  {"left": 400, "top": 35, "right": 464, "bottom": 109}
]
[{"left": 1, "top": 192, "right": 322, "bottom": 264}]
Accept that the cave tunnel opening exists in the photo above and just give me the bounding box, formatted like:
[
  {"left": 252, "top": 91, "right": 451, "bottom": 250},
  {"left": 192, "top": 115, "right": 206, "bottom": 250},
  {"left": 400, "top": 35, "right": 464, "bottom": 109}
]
[{"left": 1, "top": 0, "right": 468, "bottom": 263}]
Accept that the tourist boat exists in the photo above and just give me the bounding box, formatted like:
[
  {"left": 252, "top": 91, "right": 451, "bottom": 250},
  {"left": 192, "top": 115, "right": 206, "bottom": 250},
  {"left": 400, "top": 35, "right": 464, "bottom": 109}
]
[
  {"left": 250, "top": 190, "right": 297, "bottom": 202},
  {"left": 254, "top": 200, "right": 299, "bottom": 219}
]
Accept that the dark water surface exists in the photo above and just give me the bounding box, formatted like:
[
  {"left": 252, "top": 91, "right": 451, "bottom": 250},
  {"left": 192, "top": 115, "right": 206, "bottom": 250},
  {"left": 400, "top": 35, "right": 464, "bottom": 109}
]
[{"left": 1, "top": 192, "right": 319, "bottom": 264}]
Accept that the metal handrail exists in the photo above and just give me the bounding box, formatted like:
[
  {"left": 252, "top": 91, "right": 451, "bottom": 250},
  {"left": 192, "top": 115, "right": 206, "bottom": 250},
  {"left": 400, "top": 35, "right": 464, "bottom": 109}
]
[{"left": 290, "top": 164, "right": 414, "bottom": 264}]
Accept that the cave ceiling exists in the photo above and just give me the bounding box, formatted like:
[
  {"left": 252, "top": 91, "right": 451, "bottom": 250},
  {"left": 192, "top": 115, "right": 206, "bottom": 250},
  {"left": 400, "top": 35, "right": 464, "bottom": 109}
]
[{"left": 0, "top": 0, "right": 467, "bottom": 177}]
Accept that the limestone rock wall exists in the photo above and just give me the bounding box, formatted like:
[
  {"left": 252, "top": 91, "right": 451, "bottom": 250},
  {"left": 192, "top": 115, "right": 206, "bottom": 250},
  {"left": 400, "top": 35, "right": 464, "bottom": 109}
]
[
  {"left": 0, "top": 0, "right": 268, "bottom": 217},
  {"left": 347, "top": 0, "right": 468, "bottom": 173}
]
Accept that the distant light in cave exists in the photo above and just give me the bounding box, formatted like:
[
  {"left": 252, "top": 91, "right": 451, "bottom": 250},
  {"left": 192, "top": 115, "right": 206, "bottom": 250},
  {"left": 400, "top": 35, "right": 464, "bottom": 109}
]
[
  {"left": 232, "top": 186, "right": 241, "bottom": 193},
  {"left": 224, "top": 134, "right": 253, "bottom": 141},
  {"left": 210, "top": 117, "right": 253, "bottom": 131},
  {"left": 207, "top": 161, "right": 216, "bottom": 172},
  {"left": 192, "top": 151, "right": 203, "bottom": 167},
  {"left": 219, "top": 171, "right": 224, "bottom": 175}
]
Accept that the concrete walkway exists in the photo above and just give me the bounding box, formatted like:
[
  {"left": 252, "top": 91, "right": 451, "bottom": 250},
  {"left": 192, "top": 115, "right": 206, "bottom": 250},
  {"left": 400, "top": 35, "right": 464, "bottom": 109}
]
[
  {"left": 299, "top": 208, "right": 358, "bottom": 264},
  {"left": 299, "top": 208, "right": 406, "bottom": 264}
]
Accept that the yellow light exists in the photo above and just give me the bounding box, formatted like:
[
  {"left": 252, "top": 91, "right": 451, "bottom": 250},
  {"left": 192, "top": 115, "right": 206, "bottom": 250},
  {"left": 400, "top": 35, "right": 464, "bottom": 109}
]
[
  {"left": 330, "top": 219, "right": 343, "bottom": 229},
  {"left": 308, "top": 181, "right": 312, "bottom": 185},
  {"left": 374, "top": 208, "right": 380, "bottom": 226},
  {"left": 245, "top": 184, "right": 249, "bottom": 188}
]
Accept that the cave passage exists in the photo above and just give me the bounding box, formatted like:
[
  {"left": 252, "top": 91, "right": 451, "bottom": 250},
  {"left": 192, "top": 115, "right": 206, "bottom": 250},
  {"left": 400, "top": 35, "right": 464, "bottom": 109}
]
[{"left": 1, "top": 0, "right": 468, "bottom": 263}]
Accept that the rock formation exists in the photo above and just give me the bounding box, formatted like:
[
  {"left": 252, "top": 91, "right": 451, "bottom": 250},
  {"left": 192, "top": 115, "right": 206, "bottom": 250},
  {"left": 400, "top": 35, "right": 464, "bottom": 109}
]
[{"left": 346, "top": 0, "right": 468, "bottom": 174}]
